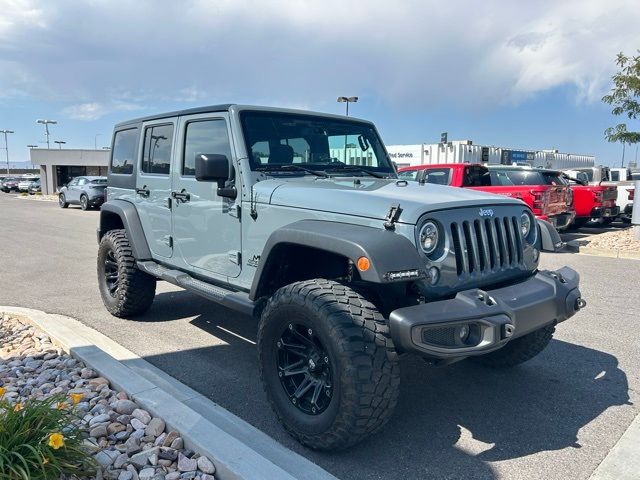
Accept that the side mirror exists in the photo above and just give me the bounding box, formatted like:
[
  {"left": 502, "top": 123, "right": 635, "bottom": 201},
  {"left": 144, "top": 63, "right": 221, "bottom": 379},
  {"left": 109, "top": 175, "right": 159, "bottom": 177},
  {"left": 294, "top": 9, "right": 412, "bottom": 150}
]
[{"left": 195, "top": 153, "right": 236, "bottom": 199}]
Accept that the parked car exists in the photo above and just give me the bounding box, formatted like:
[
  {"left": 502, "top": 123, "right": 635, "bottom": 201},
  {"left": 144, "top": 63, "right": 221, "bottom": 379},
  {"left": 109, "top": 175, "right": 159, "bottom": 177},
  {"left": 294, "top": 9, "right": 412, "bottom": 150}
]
[
  {"left": 58, "top": 176, "right": 108, "bottom": 210},
  {"left": 0, "top": 177, "right": 20, "bottom": 192},
  {"left": 96, "top": 105, "right": 585, "bottom": 450},
  {"left": 28, "top": 178, "right": 41, "bottom": 195},
  {"left": 398, "top": 164, "right": 575, "bottom": 230},
  {"left": 18, "top": 176, "right": 39, "bottom": 192},
  {"left": 560, "top": 174, "right": 619, "bottom": 227}
]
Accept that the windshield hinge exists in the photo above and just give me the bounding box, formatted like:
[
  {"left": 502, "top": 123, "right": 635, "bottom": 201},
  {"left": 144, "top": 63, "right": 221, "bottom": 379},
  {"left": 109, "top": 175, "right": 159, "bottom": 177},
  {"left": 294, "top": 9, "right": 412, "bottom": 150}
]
[
  {"left": 383, "top": 203, "right": 402, "bottom": 231},
  {"left": 250, "top": 187, "right": 258, "bottom": 220}
]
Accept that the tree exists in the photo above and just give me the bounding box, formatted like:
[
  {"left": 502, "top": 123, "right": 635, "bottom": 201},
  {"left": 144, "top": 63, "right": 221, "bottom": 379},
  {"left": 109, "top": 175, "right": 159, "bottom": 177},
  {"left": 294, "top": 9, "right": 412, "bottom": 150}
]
[{"left": 602, "top": 51, "right": 640, "bottom": 150}]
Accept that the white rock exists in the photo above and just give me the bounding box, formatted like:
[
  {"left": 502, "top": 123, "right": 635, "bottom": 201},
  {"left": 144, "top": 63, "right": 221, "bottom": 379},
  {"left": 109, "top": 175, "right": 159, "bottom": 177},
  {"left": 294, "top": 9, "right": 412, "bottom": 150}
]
[
  {"left": 114, "top": 399, "right": 138, "bottom": 415},
  {"left": 145, "top": 418, "right": 165, "bottom": 437},
  {"left": 197, "top": 456, "right": 215, "bottom": 474},
  {"left": 132, "top": 408, "right": 152, "bottom": 424},
  {"left": 139, "top": 468, "right": 156, "bottom": 480},
  {"left": 131, "top": 418, "right": 147, "bottom": 430},
  {"left": 177, "top": 453, "right": 197, "bottom": 472}
]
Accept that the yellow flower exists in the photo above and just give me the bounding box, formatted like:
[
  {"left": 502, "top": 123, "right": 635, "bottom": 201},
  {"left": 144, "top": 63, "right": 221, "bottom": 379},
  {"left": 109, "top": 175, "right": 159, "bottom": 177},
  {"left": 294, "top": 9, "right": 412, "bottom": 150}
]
[
  {"left": 0, "top": 387, "right": 5, "bottom": 398},
  {"left": 48, "top": 433, "right": 65, "bottom": 450},
  {"left": 56, "top": 402, "right": 67, "bottom": 410},
  {"left": 70, "top": 393, "right": 84, "bottom": 405},
  {"left": 14, "top": 403, "right": 23, "bottom": 412}
]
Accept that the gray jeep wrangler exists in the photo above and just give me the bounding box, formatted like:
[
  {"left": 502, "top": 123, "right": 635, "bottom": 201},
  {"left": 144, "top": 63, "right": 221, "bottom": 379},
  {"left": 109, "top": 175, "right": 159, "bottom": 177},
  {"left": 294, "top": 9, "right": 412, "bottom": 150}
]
[{"left": 97, "top": 105, "right": 585, "bottom": 450}]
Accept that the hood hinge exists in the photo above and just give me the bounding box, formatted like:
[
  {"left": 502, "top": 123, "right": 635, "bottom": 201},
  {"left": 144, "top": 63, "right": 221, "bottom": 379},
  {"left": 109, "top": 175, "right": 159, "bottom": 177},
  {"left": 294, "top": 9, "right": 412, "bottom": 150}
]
[{"left": 383, "top": 203, "right": 403, "bottom": 230}]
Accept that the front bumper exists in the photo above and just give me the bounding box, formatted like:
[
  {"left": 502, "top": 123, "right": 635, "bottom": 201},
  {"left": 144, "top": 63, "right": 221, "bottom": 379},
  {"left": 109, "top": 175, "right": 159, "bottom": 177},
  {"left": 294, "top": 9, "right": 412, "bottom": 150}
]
[{"left": 388, "top": 267, "right": 583, "bottom": 359}]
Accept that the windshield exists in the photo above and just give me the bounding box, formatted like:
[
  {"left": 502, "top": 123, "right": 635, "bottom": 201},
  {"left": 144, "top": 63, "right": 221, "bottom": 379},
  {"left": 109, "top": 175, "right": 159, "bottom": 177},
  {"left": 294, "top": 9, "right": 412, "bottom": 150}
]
[
  {"left": 241, "top": 111, "right": 395, "bottom": 176},
  {"left": 91, "top": 178, "right": 107, "bottom": 185},
  {"left": 424, "top": 168, "right": 454, "bottom": 185}
]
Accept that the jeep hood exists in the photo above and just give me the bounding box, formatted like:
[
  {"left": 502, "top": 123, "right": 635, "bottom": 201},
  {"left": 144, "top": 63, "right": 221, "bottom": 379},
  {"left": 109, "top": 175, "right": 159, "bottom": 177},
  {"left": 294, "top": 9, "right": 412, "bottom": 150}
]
[{"left": 253, "top": 177, "right": 524, "bottom": 224}]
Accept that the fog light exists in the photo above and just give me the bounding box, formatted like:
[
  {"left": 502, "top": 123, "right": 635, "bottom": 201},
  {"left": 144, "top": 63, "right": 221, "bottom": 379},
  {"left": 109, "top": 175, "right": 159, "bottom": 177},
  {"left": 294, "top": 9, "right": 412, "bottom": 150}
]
[
  {"left": 458, "top": 324, "right": 470, "bottom": 343},
  {"left": 428, "top": 266, "right": 440, "bottom": 285}
]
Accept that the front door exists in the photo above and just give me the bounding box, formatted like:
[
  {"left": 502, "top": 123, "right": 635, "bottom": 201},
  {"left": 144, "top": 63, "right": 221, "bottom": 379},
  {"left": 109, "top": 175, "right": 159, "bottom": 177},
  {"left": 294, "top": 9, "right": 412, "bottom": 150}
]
[
  {"left": 171, "top": 114, "right": 241, "bottom": 278},
  {"left": 135, "top": 121, "right": 175, "bottom": 259}
]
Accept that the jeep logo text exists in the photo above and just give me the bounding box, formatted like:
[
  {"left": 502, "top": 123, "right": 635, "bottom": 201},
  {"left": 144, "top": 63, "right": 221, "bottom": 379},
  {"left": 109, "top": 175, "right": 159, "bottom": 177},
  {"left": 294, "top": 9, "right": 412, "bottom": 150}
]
[{"left": 479, "top": 208, "right": 494, "bottom": 217}]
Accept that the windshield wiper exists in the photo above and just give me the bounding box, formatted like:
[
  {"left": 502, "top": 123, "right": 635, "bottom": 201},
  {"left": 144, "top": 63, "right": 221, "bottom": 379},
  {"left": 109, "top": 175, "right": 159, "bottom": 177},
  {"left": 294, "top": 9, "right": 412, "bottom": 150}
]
[
  {"left": 325, "top": 164, "right": 387, "bottom": 179},
  {"left": 257, "top": 164, "right": 328, "bottom": 178}
]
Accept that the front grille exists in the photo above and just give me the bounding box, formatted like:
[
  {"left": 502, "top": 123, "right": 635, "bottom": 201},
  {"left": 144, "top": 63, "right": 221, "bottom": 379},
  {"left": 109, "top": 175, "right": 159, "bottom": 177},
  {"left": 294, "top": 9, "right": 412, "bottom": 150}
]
[{"left": 450, "top": 216, "right": 523, "bottom": 276}]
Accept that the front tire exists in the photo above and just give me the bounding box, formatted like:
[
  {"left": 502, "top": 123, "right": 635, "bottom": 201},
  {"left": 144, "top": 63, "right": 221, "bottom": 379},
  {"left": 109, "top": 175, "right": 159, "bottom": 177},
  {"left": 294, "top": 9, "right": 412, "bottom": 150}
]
[
  {"left": 258, "top": 279, "right": 400, "bottom": 450},
  {"left": 471, "top": 324, "right": 555, "bottom": 368},
  {"left": 97, "top": 229, "right": 156, "bottom": 317},
  {"left": 59, "top": 193, "right": 68, "bottom": 208}
]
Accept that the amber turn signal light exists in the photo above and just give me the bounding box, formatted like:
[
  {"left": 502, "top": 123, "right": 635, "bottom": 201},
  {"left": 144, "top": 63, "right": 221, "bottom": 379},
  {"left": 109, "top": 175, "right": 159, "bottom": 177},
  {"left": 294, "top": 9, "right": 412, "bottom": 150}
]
[{"left": 357, "top": 257, "right": 370, "bottom": 272}]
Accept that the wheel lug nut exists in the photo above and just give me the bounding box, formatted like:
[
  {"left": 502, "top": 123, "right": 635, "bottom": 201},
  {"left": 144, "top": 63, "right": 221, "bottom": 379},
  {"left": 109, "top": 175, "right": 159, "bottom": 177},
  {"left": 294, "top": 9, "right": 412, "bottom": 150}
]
[
  {"left": 312, "top": 407, "right": 317, "bottom": 413},
  {"left": 308, "top": 328, "right": 313, "bottom": 335},
  {"left": 292, "top": 398, "right": 296, "bottom": 404},
  {"left": 277, "top": 341, "right": 281, "bottom": 348},
  {"left": 278, "top": 371, "right": 283, "bottom": 377},
  {"left": 288, "top": 324, "right": 293, "bottom": 330},
  {"left": 324, "top": 356, "right": 329, "bottom": 363}
]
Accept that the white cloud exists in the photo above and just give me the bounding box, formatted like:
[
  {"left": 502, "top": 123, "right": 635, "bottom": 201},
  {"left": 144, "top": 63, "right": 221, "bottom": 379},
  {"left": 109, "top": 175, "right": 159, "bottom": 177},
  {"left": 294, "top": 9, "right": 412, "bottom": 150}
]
[
  {"left": 0, "top": 0, "right": 639, "bottom": 114},
  {"left": 62, "top": 101, "right": 143, "bottom": 121}
]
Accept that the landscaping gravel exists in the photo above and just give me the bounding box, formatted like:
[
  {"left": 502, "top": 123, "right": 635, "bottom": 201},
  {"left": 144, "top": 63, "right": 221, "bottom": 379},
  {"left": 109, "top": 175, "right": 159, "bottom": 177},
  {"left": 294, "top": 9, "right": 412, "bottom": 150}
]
[
  {"left": 0, "top": 314, "right": 218, "bottom": 480},
  {"left": 577, "top": 227, "right": 640, "bottom": 251}
]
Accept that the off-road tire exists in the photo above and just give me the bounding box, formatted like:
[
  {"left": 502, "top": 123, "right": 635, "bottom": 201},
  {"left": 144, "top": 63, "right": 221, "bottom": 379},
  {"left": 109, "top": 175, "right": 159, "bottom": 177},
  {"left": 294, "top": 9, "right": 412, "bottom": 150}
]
[
  {"left": 258, "top": 278, "right": 400, "bottom": 450},
  {"left": 80, "top": 194, "right": 89, "bottom": 211},
  {"left": 471, "top": 324, "right": 555, "bottom": 368},
  {"left": 97, "top": 229, "right": 156, "bottom": 318},
  {"left": 59, "top": 193, "right": 68, "bottom": 208}
]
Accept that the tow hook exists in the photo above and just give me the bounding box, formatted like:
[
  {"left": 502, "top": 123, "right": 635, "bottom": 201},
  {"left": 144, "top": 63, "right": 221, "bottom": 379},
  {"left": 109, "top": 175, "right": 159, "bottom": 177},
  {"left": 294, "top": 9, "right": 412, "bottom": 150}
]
[{"left": 575, "top": 298, "right": 587, "bottom": 311}]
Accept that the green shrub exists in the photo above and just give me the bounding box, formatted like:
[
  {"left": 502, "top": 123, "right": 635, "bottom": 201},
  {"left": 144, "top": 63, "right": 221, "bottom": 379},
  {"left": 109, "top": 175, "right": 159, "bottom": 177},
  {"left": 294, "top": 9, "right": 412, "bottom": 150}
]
[{"left": 0, "top": 392, "right": 96, "bottom": 480}]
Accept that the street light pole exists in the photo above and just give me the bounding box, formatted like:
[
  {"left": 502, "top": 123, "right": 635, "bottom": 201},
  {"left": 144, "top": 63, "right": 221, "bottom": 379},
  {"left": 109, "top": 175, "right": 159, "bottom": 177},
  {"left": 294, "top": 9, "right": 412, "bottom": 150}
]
[
  {"left": 37, "top": 119, "right": 57, "bottom": 149},
  {"left": 0, "top": 129, "right": 14, "bottom": 174},
  {"left": 27, "top": 145, "right": 38, "bottom": 171},
  {"left": 337, "top": 97, "right": 358, "bottom": 164},
  {"left": 337, "top": 96, "right": 358, "bottom": 116}
]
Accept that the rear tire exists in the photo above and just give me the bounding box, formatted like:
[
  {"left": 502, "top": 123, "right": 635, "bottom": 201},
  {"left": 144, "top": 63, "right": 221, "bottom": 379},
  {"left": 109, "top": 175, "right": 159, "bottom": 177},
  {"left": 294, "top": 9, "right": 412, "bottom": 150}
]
[
  {"left": 59, "top": 193, "right": 68, "bottom": 208},
  {"left": 97, "top": 229, "right": 156, "bottom": 318},
  {"left": 258, "top": 279, "right": 400, "bottom": 450},
  {"left": 470, "top": 324, "right": 555, "bottom": 368},
  {"left": 80, "top": 194, "right": 89, "bottom": 211}
]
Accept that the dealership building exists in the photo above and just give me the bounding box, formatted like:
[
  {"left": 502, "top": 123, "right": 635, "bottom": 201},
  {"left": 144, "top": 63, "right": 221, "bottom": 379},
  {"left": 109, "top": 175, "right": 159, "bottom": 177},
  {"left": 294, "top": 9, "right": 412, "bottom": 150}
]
[
  {"left": 386, "top": 140, "right": 595, "bottom": 170},
  {"left": 29, "top": 149, "right": 110, "bottom": 195}
]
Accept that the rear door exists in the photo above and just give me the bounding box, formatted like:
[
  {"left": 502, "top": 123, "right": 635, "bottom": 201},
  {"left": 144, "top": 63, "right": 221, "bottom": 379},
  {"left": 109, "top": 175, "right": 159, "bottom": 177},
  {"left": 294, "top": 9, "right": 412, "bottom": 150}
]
[
  {"left": 135, "top": 121, "right": 175, "bottom": 259},
  {"left": 171, "top": 113, "right": 242, "bottom": 278},
  {"left": 66, "top": 177, "right": 81, "bottom": 202}
]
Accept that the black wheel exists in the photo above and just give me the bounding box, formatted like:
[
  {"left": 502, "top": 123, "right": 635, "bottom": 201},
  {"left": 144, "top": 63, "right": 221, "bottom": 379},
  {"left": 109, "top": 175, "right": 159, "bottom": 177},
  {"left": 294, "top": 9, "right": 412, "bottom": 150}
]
[
  {"left": 571, "top": 218, "right": 588, "bottom": 228},
  {"left": 80, "top": 194, "right": 89, "bottom": 210},
  {"left": 97, "top": 229, "right": 156, "bottom": 317},
  {"left": 470, "top": 324, "right": 555, "bottom": 368},
  {"left": 601, "top": 217, "right": 614, "bottom": 226},
  {"left": 59, "top": 193, "right": 68, "bottom": 208},
  {"left": 258, "top": 279, "right": 400, "bottom": 450},
  {"left": 622, "top": 217, "right": 632, "bottom": 224}
]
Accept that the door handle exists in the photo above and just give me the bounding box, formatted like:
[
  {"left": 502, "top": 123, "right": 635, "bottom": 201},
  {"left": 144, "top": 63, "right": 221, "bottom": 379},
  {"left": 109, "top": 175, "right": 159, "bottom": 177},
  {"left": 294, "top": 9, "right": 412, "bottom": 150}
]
[
  {"left": 171, "top": 190, "right": 191, "bottom": 203},
  {"left": 136, "top": 186, "right": 150, "bottom": 197}
]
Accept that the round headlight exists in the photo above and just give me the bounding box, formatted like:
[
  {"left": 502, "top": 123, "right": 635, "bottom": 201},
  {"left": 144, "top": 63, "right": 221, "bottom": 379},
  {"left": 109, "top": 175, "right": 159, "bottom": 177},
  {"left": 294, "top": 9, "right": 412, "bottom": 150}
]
[
  {"left": 520, "top": 212, "right": 532, "bottom": 237},
  {"left": 419, "top": 221, "right": 439, "bottom": 254}
]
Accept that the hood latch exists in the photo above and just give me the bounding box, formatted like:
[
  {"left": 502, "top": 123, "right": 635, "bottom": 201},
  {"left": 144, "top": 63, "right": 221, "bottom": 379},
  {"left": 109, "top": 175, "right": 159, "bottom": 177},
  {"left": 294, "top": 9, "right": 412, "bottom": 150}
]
[{"left": 383, "top": 203, "right": 402, "bottom": 231}]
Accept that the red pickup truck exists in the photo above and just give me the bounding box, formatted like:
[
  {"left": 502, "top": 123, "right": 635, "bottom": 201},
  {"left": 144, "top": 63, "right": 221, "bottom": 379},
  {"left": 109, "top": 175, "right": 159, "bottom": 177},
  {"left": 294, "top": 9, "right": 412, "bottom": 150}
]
[
  {"left": 560, "top": 174, "right": 619, "bottom": 227},
  {"left": 398, "top": 164, "right": 575, "bottom": 229}
]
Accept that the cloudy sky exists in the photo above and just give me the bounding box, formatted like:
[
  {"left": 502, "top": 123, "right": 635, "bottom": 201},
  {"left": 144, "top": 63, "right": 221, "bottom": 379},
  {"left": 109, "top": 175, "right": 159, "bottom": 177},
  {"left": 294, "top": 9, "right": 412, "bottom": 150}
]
[{"left": 1, "top": 0, "right": 639, "bottom": 165}]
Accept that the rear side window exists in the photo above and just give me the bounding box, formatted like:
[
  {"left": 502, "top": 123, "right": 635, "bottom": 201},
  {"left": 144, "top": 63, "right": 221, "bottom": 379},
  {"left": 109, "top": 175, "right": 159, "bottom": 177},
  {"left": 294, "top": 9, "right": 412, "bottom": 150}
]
[
  {"left": 111, "top": 128, "right": 138, "bottom": 175},
  {"left": 142, "top": 124, "right": 174, "bottom": 175},
  {"left": 423, "top": 168, "right": 452, "bottom": 185},
  {"left": 397, "top": 170, "right": 419, "bottom": 181},
  {"left": 183, "top": 120, "right": 232, "bottom": 176},
  {"left": 462, "top": 167, "right": 490, "bottom": 186}
]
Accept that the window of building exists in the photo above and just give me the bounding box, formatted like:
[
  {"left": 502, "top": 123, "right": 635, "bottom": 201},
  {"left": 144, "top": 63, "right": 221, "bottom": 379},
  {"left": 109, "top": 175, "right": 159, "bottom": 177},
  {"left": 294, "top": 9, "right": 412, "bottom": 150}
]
[
  {"left": 142, "top": 124, "right": 174, "bottom": 175},
  {"left": 111, "top": 128, "right": 138, "bottom": 175},
  {"left": 183, "top": 120, "right": 232, "bottom": 176}
]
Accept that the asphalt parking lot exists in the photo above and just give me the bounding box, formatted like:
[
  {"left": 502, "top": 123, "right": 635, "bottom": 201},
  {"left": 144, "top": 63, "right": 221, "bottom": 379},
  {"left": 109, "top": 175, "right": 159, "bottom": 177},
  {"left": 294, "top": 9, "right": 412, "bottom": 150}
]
[{"left": 1, "top": 194, "right": 638, "bottom": 480}]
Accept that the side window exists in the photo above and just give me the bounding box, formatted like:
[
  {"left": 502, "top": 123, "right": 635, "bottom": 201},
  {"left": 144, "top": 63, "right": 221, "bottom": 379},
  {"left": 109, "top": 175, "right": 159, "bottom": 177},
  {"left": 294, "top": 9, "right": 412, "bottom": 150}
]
[
  {"left": 142, "top": 124, "right": 174, "bottom": 175},
  {"left": 77, "top": 178, "right": 87, "bottom": 186},
  {"left": 111, "top": 128, "right": 138, "bottom": 175},
  {"left": 397, "top": 170, "right": 419, "bottom": 181},
  {"left": 68, "top": 178, "right": 78, "bottom": 186},
  {"left": 183, "top": 120, "right": 232, "bottom": 176},
  {"left": 611, "top": 171, "right": 620, "bottom": 182}
]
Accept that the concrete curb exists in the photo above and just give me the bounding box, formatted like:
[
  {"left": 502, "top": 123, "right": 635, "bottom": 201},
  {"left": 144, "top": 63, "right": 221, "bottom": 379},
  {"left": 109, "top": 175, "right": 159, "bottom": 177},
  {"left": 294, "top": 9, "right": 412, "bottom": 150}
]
[
  {"left": 1, "top": 306, "right": 337, "bottom": 480},
  {"left": 565, "top": 241, "right": 640, "bottom": 260},
  {"left": 590, "top": 411, "right": 640, "bottom": 480}
]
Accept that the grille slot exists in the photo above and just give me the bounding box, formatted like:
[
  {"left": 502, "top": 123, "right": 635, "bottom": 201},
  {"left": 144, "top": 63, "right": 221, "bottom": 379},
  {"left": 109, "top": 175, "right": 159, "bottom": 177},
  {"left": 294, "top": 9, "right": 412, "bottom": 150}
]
[
  {"left": 422, "top": 326, "right": 458, "bottom": 347},
  {"left": 450, "top": 215, "right": 523, "bottom": 276}
]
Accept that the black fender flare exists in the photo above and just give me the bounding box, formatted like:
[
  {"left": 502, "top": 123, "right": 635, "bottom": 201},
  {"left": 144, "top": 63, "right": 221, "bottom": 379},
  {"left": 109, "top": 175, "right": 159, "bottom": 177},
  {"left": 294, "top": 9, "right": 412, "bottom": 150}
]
[
  {"left": 249, "top": 220, "right": 425, "bottom": 300},
  {"left": 98, "top": 200, "right": 152, "bottom": 260},
  {"left": 537, "top": 218, "right": 564, "bottom": 252}
]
